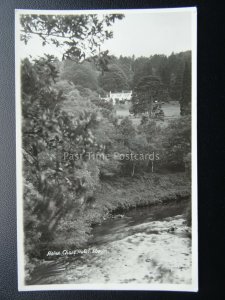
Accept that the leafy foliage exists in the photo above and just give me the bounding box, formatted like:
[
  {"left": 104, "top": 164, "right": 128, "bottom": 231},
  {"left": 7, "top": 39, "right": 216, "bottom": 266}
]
[
  {"left": 131, "top": 51, "right": 191, "bottom": 102},
  {"left": 132, "top": 57, "right": 153, "bottom": 87},
  {"left": 60, "top": 60, "right": 99, "bottom": 90},
  {"left": 98, "top": 63, "right": 129, "bottom": 92},
  {"left": 22, "top": 57, "right": 102, "bottom": 264},
  {"left": 160, "top": 116, "right": 191, "bottom": 170},
  {"left": 22, "top": 56, "right": 124, "bottom": 274},
  {"left": 130, "top": 76, "right": 164, "bottom": 117},
  {"left": 20, "top": 14, "right": 124, "bottom": 62},
  {"left": 180, "top": 60, "right": 191, "bottom": 115}
]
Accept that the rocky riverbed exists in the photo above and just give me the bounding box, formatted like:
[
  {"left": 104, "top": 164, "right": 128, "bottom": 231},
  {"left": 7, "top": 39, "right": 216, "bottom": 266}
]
[{"left": 29, "top": 201, "right": 192, "bottom": 286}]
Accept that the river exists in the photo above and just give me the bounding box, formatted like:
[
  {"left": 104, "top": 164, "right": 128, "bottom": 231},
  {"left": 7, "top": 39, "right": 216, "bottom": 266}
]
[{"left": 28, "top": 199, "right": 192, "bottom": 285}]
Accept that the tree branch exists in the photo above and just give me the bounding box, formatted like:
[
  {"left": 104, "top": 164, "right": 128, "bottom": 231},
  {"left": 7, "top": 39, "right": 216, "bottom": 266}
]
[{"left": 21, "top": 29, "right": 81, "bottom": 40}]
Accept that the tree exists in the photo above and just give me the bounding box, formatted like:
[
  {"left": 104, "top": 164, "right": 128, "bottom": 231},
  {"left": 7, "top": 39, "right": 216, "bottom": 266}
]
[
  {"left": 161, "top": 116, "right": 191, "bottom": 171},
  {"left": 20, "top": 14, "right": 124, "bottom": 63},
  {"left": 20, "top": 13, "right": 127, "bottom": 281},
  {"left": 130, "top": 75, "right": 164, "bottom": 118},
  {"left": 116, "top": 118, "right": 137, "bottom": 176},
  {"left": 169, "top": 62, "right": 184, "bottom": 101},
  {"left": 22, "top": 56, "right": 104, "bottom": 280},
  {"left": 117, "top": 55, "right": 134, "bottom": 87},
  {"left": 118, "top": 117, "right": 136, "bottom": 147},
  {"left": 137, "top": 119, "right": 163, "bottom": 173},
  {"left": 158, "top": 56, "right": 170, "bottom": 87},
  {"left": 180, "top": 60, "right": 191, "bottom": 115},
  {"left": 168, "top": 51, "right": 191, "bottom": 101},
  {"left": 132, "top": 57, "right": 152, "bottom": 88},
  {"left": 91, "top": 97, "right": 115, "bottom": 120},
  {"left": 98, "top": 64, "right": 129, "bottom": 92},
  {"left": 22, "top": 55, "right": 124, "bottom": 266},
  {"left": 60, "top": 60, "right": 99, "bottom": 90},
  {"left": 115, "top": 118, "right": 154, "bottom": 176}
]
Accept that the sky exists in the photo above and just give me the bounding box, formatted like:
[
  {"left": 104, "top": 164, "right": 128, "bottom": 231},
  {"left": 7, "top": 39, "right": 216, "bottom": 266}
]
[
  {"left": 103, "top": 11, "right": 194, "bottom": 57},
  {"left": 18, "top": 9, "right": 195, "bottom": 59}
]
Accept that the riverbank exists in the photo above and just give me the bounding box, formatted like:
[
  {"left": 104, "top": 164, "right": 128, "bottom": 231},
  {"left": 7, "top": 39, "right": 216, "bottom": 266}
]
[
  {"left": 83, "top": 172, "right": 191, "bottom": 225},
  {"left": 26, "top": 172, "right": 191, "bottom": 282},
  {"left": 28, "top": 203, "right": 192, "bottom": 285},
  {"left": 48, "top": 172, "right": 191, "bottom": 250}
]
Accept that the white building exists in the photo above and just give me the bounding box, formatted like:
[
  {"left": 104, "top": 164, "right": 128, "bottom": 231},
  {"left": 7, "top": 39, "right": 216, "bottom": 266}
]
[{"left": 100, "top": 90, "right": 132, "bottom": 105}]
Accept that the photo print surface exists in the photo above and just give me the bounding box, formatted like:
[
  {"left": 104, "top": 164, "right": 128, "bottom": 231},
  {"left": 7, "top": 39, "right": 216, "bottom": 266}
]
[{"left": 15, "top": 8, "right": 198, "bottom": 291}]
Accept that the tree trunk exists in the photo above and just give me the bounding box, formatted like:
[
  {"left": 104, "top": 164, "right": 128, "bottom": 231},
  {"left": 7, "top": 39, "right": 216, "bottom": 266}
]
[
  {"left": 148, "top": 93, "right": 153, "bottom": 118},
  {"left": 131, "top": 163, "right": 135, "bottom": 177}
]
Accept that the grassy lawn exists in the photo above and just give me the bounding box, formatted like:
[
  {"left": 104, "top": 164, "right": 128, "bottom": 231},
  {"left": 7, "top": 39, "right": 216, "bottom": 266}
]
[
  {"left": 162, "top": 101, "right": 180, "bottom": 118},
  {"left": 115, "top": 101, "right": 180, "bottom": 126}
]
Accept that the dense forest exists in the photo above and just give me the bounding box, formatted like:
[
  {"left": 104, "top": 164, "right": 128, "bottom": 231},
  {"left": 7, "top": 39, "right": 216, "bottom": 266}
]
[
  {"left": 56, "top": 50, "right": 191, "bottom": 103},
  {"left": 20, "top": 14, "right": 192, "bottom": 281}
]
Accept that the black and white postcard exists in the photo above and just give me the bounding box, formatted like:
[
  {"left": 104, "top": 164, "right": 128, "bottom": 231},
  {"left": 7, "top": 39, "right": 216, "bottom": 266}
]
[{"left": 15, "top": 7, "right": 198, "bottom": 291}]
